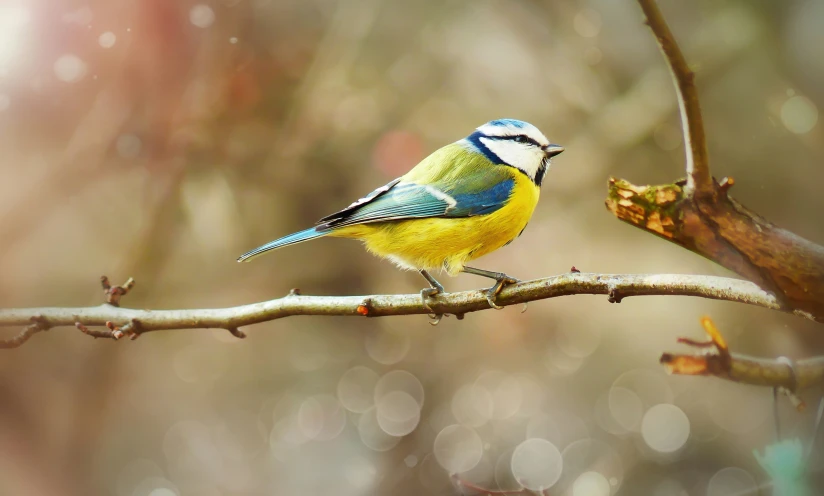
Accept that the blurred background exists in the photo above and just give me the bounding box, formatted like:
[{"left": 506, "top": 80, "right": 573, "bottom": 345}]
[{"left": 1, "top": 0, "right": 824, "bottom": 494}]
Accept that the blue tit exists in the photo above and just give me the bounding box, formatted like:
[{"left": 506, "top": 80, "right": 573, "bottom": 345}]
[{"left": 238, "top": 119, "right": 564, "bottom": 310}]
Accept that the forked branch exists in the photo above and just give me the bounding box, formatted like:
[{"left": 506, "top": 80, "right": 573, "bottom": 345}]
[{"left": 608, "top": 1, "right": 824, "bottom": 322}]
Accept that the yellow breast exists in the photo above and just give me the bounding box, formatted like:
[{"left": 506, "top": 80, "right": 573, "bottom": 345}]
[{"left": 332, "top": 170, "right": 540, "bottom": 275}]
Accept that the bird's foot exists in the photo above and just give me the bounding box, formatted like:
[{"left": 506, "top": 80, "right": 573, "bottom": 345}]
[
  {"left": 484, "top": 273, "right": 520, "bottom": 310},
  {"left": 420, "top": 287, "right": 442, "bottom": 313},
  {"left": 418, "top": 269, "right": 447, "bottom": 325},
  {"left": 420, "top": 287, "right": 446, "bottom": 325}
]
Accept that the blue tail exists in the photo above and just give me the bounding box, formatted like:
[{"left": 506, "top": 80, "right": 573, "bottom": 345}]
[{"left": 237, "top": 227, "right": 328, "bottom": 262}]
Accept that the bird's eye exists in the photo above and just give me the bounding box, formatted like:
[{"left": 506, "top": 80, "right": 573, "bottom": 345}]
[{"left": 514, "top": 135, "right": 528, "bottom": 143}]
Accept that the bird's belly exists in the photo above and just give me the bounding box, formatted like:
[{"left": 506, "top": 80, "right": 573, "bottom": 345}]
[{"left": 334, "top": 176, "right": 539, "bottom": 275}]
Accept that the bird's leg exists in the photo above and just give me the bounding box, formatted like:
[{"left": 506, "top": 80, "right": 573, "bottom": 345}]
[
  {"left": 462, "top": 266, "right": 520, "bottom": 310},
  {"left": 418, "top": 269, "right": 445, "bottom": 318}
]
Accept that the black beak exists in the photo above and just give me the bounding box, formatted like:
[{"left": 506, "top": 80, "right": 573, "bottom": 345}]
[{"left": 542, "top": 144, "right": 565, "bottom": 158}]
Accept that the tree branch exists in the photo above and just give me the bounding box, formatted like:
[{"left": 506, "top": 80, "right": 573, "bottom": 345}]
[
  {"left": 637, "top": 0, "right": 712, "bottom": 197},
  {"left": 606, "top": 176, "right": 824, "bottom": 323},
  {"left": 0, "top": 317, "right": 50, "bottom": 349},
  {"left": 605, "top": 0, "right": 824, "bottom": 322},
  {"left": 661, "top": 317, "right": 822, "bottom": 409},
  {"left": 0, "top": 273, "right": 814, "bottom": 348}
]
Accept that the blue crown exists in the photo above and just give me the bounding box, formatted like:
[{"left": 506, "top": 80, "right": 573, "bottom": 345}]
[{"left": 486, "top": 118, "right": 528, "bottom": 129}]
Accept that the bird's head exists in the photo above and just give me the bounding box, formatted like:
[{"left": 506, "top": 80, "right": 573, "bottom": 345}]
[{"left": 463, "top": 119, "right": 564, "bottom": 186}]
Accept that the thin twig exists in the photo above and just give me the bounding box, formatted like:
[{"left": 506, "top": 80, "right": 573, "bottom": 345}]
[
  {"left": 660, "top": 317, "right": 822, "bottom": 407},
  {"left": 637, "top": 0, "right": 713, "bottom": 197},
  {"left": 0, "top": 273, "right": 813, "bottom": 348},
  {"left": 0, "top": 317, "right": 50, "bottom": 349},
  {"left": 75, "top": 322, "right": 118, "bottom": 340}
]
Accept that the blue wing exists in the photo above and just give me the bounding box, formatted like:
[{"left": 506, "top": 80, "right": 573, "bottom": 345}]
[{"left": 317, "top": 178, "right": 514, "bottom": 229}]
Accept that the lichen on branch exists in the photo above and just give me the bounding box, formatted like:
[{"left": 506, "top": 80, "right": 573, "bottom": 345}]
[{"left": 605, "top": 178, "right": 683, "bottom": 240}]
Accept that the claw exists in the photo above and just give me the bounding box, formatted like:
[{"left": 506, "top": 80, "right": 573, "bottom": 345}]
[
  {"left": 418, "top": 269, "right": 449, "bottom": 325},
  {"left": 487, "top": 295, "right": 503, "bottom": 310},
  {"left": 420, "top": 287, "right": 441, "bottom": 314},
  {"left": 521, "top": 302, "right": 528, "bottom": 313},
  {"left": 483, "top": 274, "right": 520, "bottom": 310}
]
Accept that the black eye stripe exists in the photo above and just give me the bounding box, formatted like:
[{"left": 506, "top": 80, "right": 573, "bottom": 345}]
[{"left": 499, "top": 134, "right": 541, "bottom": 147}]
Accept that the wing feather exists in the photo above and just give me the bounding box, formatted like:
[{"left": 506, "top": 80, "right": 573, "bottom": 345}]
[
  {"left": 318, "top": 178, "right": 513, "bottom": 229},
  {"left": 318, "top": 177, "right": 402, "bottom": 225},
  {"left": 317, "top": 148, "right": 516, "bottom": 229}
]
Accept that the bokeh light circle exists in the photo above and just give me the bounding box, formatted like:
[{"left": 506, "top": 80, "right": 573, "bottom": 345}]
[
  {"left": 641, "top": 404, "right": 690, "bottom": 453},
  {"left": 781, "top": 95, "right": 818, "bottom": 134},
  {"left": 609, "top": 369, "right": 673, "bottom": 432},
  {"left": 54, "top": 54, "right": 87, "bottom": 83},
  {"left": 358, "top": 407, "right": 401, "bottom": 452},
  {"left": 337, "top": 366, "right": 379, "bottom": 413},
  {"left": 560, "top": 439, "right": 624, "bottom": 494},
  {"left": 511, "top": 438, "right": 563, "bottom": 491},
  {"left": 573, "top": 471, "right": 611, "bottom": 496},
  {"left": 433, "top": 424, "right": 484, "bottom": 474},
  {"left": 297, "top": 394, "right": 346, "bottom": 441},
  {"left": 376, "top": 390, "right": 421, "bottom": 436},
  {"left": 374, "top": 370, "right": 424, "bottom": 408},
  {"left": 99, "top": 31, "right": 116, "bottom": 48},
  {"left": 189, "top": 5, "right": 215, "bottom": 28},
  {"left": 573, "top": 8, "right": 602, "bottom": 38}
]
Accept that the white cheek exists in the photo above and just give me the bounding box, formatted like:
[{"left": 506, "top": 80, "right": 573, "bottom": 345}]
[{"left": 479, "top": 137, "right": 543, "bottom": 177}]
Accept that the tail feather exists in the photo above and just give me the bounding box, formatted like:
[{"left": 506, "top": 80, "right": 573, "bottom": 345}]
[{"left": 237, "top": 227, "right": 327, "bottom": 262}]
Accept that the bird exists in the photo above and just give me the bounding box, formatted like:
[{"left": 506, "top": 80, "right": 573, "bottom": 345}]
[{"left": 238, "top": 118, "right": 564, "bottom": 314}]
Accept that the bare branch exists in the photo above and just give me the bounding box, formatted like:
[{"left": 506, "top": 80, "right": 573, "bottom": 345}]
[
  {"left": 0, "top": 317, "right": 50, "bottom": 349},
  {"left": 661, "top": 317, "right": 824, "bottom": 407},
  {"left": 637, "top": 0, "right": 712, "bottom": 197},
  {"left": 0, "top": 273, "right": 813, "bottom": 347}
]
